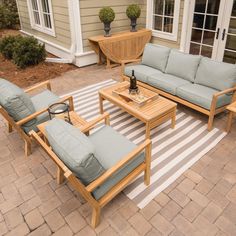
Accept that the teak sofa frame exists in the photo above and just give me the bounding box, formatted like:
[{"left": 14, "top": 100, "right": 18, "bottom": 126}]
[
  {"left": 121, "top": 59, "right": 236, "bottom": 131},
  {"left": 0, "top": 80, "right": 74, "bottom": 157},
  {"left": 30, "top": 113, "right": 152, "bottom": 228}
]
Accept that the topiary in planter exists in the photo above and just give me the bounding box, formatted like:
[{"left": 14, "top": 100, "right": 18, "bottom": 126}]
[
  {"left": 126, "top": 4, "right": 141, "bottom": 32},
  {"left": 99, "top": 7, "right": 115, "bottom": 37}
]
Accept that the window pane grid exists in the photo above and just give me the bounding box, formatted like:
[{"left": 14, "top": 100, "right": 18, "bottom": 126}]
[{"left": 153, "top": 0, "right": 175, "bottom": 33}]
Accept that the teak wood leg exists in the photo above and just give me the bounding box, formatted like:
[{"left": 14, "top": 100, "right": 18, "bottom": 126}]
[
  {"left": 208, "top": 114, "right": 215, "bottom": 131},
  {"left": 91, "top": 207, "right": 101, "bottom": 228},
  {"left": 24, "top": 140, "right": 32, "bottom": 157},
  {"left": 226, "top": 111, "right": 234, "bottom": 132},
  {"left": 57, "top": 167, "right": 64, "bottom": 184},
  {"left": 172, "top": 110, "right": 176, "bottom": 129},
  {"left": 8, "top": 122, "right": 13, "bottom": 133},
  {"left": 99, "top": 95, "right": 104, "bottom": 114},
  {"left": 144, "top": 143, "right": 151, "bottom": 186},
  {"left": 145, "top": 123, "right": 151, "bottom": 139}
]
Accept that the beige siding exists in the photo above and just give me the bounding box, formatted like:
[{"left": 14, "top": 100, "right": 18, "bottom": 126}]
[
  {"left": 79, "top": 0, "right": 147, "bottom": 52},
  {"left": 151, "top": 0, "right": 185, "bottom": 49},
  {"left": 17, "top": 0, "right": 71, "bottom": 49}
]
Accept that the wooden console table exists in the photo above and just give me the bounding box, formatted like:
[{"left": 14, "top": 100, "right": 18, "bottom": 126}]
[{"left": 88, "top": 29, "right": 152, "bottom": 68}]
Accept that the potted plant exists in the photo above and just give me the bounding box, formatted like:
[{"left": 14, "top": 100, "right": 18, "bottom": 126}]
[
  {"left": 126, "top": 4, "right": 141, "bottom": 32},
  {"left": 99, "top": 7, "right": 115, "bottom": 37}
]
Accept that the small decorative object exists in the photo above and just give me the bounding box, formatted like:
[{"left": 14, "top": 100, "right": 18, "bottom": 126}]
[
  {"left": 129, "top": 70, "right": 139, "bottom": 94},
  {"left": 99, "top": 7, "right": 115, "bottom": 37},
  {"left": 126, "top": 4, "right": 141, "bottom": 32},
  {"left": 48, "top": 103, "right": 71, "bottom": 124}
]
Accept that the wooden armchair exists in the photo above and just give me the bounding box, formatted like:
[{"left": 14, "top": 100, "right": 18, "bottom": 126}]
[
  {"left": 0, "top": 80, "right": 74, "bottom": 156},
  {"left": 30, "top": 112, "right": 152, "bottom": 228}
]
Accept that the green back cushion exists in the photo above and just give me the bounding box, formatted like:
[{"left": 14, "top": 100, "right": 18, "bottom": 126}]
[
  {"left": 45, "top": 119, "right": 105, "bottom": 185},
  {"left": 141, "top": 43, "right": 171, "bottom": 72},
  {"left": 165, "top": 50, "right": 201, "bottom": 82},
  {"left": 195, "top": 57, "right": 236, "bottom": 91},
  {"left": 0, "top": 79, "right": 36, "bottom": 125}
]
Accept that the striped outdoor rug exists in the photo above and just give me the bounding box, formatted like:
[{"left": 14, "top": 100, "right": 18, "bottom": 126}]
[{"left": 63, "top": 79, "right": 227, "bottom": 209}]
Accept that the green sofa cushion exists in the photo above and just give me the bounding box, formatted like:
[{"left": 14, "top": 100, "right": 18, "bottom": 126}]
[
  {"left": 195, "top": 57, "right": 236, "bottom": 91},
  {"left": 0, "top": 79, "right": 36, "bottom": 126},
  {"left": 147, "top": 73, "right": 191, "bottom": 95},
  {"left": 23, "top": 90, "right": 60, "bottom": 133},
  {"left": 89, "top": 125, "right": 144, "bottom": 200},
  {"left": 141, "top": 43, "right": 171, "bottom": 72},
  {"left": 124, "top": 64, "right": 162, "bottom": 83},
  {"left": 45, "top": 119, "right": 105, "bottom": 185},
  {"left": 165, "top": 50, "right": 201, "bottom": 82},
  {"left": 176, "top": 84, "right": 231, "bottom": 110}
]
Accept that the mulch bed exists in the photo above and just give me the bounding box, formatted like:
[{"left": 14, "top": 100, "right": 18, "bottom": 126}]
[{"left": 0, "top": 29, "right": 77, "bottom": 88}]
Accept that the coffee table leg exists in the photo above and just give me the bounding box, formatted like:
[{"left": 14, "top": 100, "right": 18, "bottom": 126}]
[
  {"left": 172, "top": 109, "right": 176, "bottom": 129},
  {"left": 99, "top": 94, "right": 104, "bottom": 114},
  {"left": 145, "top": 123, "right": 151, "bottom": 139}
]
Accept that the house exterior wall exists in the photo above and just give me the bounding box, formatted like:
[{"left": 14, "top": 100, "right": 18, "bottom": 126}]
[
  {"left": 79, "top": 0, "right": 147, "bottom": 52},
  {"left": 17, "top": 0, "right": 71, "bottom": 50}
]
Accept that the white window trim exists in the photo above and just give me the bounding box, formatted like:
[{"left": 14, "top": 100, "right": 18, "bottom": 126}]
[
  {"left": 27, "top": 0, "right": 56, "bottom": 37},
  {"left": 146, "top": 0, "right": 181, "bottom": 41}
]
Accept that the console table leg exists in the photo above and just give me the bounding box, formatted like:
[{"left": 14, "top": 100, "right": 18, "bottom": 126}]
[
  {"left": 226, "top": 111, "right": 233, "bottom": 132},
  {"left": 99, "top": 95, "right": 104, "bottom": 114}
]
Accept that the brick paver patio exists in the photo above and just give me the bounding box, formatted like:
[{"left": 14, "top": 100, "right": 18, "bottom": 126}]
[{"left": 0, "top": 65, "right": 236, "bottom": 236}]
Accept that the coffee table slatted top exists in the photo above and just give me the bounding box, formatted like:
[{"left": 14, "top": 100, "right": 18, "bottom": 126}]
[{"left": 99, "top": 82, "right": 177, "bottom": 123}]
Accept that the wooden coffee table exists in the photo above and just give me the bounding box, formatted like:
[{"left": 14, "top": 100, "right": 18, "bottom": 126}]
[
  {"left": 99, "top": 82, "right": 177, "bottom": 139},
  {"left": 37, "top": 111, "right": 88, "bottom": 138}
]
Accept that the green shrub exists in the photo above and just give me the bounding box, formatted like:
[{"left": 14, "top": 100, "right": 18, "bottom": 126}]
[
  {"left": 0, "top": 0, "right": 19, "bottom": 29},
  {"left": 0, "top": 35, "right": 20, "bottom": 59},
  {"left": 126, "top": 4, "right": 141, "bottom": 19},
  {"left": 99, "top": 7, "right": 115, "bottom": 23},
  {"left": 12, "top": 36, "right": 46, "bottom": 68}
]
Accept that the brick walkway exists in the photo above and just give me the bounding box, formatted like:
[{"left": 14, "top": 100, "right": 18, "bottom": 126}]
[{"left": 0, "top": 65, "right": 236, "bottom": 236}]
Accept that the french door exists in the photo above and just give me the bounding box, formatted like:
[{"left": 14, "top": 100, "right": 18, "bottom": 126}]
[{"left": 186, "top": 0, "right": 236, "bottom": 64}]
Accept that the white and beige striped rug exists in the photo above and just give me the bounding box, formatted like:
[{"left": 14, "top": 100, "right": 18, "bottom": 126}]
[{"left": 63, "top": 79, "right": 227, "bottom": 209}]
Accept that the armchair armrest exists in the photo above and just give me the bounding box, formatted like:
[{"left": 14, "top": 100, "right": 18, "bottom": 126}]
[
  {"left": 86, "top": 139, "right": 152, "bottom": 193},
  {"left": 16, "top": 95, "right": 74, "bottom": 126},
  {"left": 24, "top": 80, "right": 51, "bottom": 93},
  {"left": 80, "top": 112, "right": 110, "bottom": 134}
]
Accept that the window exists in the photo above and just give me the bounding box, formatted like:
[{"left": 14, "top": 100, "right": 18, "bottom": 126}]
[
  {"left": 27, "top": 0, "right": 55, "bottom": 36},
  {"left": 147, "top": 0, "right": 180, "bottom": 41}
]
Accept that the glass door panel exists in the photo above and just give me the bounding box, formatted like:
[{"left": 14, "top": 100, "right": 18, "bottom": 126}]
[
  {"left": 222, "top": 1, "right": 236, "bottom": 63},
  {"left": 189, "top": 0, "right": 221, "bottom": 58}
]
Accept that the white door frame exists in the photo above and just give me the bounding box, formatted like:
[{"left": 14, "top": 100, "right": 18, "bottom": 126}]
[{"left": 181, "top": 0, "right": 235, "bottom": 62}]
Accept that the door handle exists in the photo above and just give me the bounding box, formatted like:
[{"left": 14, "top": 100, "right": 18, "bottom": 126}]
[
  {"left": 222, "top": 28, "right": 226, "bottom": 40},
  {"left": 216, "top": 28, "right": 220, "bottom": 39}
]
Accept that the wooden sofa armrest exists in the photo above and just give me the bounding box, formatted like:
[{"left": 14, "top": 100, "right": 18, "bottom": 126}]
[
  {"left": 80, "top": 112, "right": 110, "bottom": 134},
  {"left": 86, "top": 139, "right": 152, "bottom": 193},
  {"left": 120, "top": 58, "right": 141, "bottom": 77},
  {"left": 16, "top": 95, "right": 74, "bottom": 126},
  {"left": 210, "top": 86, "right": 236, "bottom": 113},
  {"left": 24, "top": 80, "right": 51, "bottom": 93}
]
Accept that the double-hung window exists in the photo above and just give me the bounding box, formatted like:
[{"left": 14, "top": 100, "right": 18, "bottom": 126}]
[
  {"left": 147, "top": 0, "right": 181, "bottom": 41},
  {"left": 28, "top": 0, "right": 55, "bottom": 36}
]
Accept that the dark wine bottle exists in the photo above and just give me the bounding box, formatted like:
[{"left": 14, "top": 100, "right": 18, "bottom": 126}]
[{"left": 130, "top": 70, "right": 137, "bottom": 90}]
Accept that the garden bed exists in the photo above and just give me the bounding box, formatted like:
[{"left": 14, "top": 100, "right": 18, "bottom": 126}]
[{"left": 0, "top": 29, "right": 77, "bottom": 88}]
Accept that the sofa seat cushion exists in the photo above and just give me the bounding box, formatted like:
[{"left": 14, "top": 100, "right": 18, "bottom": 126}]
[
  {"left": 141, "top": 43, "right": 171, "bottom": 72},
  {"left": 23, "top": 90, "right": 60, "bottom": 133},
  {"left": 177, "top": 84, "right": 232, "bottom": 110},
  {"left": 165, "top": 50, "right": 201, "bottom": 82},
  {"left": 195, "top": 57, "right": 236, "bottom": 91},
  {"left": 147, "top": 73, "right": 191, "bottom": 95},
  {"left": 124, "top": 64, "right": 162, "bottom": 83},
  {"left": 0, "top": 79, "right": 36, "bottom": 126},
  {"left": 89, "top": 125, "right": 144, "bottom": 200},
  {"left": 45, "top": 119, "right": 105, "bottom": 185}
]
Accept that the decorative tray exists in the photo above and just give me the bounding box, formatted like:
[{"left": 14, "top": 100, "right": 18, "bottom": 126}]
[{"left": 112, "top": 84, "right": 159, "bottom": 107}]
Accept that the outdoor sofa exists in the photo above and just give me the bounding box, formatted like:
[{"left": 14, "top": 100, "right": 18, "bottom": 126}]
[{"left": 122, "top": 43, "right": 236, "bottom": 130}]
